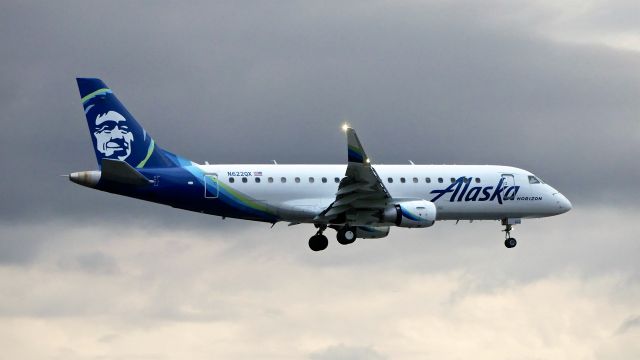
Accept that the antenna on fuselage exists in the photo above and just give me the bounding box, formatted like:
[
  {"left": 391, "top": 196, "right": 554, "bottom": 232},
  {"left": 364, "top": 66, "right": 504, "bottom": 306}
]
[
  {"left": 408, "top": 160, "right": 415, "bottom": 165},
  {"left": 272, "top": 160, "right": 278, "bottom": 165}
]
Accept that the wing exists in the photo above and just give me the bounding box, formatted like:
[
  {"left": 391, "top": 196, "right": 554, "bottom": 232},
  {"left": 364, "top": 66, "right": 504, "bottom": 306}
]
[{"left": 315, "top": 127, "right": 391, "bottom": 224}]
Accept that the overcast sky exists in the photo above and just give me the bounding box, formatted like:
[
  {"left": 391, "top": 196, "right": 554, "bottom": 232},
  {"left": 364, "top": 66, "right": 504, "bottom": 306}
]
[{"left": 0, "top": 1, "right": 639, "bottom": 359}]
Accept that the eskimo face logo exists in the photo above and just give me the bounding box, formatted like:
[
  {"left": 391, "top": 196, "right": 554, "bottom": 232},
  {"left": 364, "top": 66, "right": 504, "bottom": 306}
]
[{"left": 93, "top": 111, "right": 134, "bottom": 160}]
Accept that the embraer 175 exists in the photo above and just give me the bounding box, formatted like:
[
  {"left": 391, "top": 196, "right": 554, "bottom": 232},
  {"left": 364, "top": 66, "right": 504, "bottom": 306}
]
[{"left": 69, "top": 78, "right": 572, "bottom": 251}]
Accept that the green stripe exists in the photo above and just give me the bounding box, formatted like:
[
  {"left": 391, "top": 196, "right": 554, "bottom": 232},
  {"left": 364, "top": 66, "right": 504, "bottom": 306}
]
[
  {"left": 81, "top": 88, "right": 111, "bottom": 103},
  {"left": 216, "top": 180, "right": 271, "bottom": 213},
  {"left": 136, "top": 139, "right": 155, "bottom": 168}
]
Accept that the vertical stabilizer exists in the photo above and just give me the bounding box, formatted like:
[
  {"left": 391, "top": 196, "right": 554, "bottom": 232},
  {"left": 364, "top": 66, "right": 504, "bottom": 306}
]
[{"left": 77, "top": 78, "right": 179, "bottom": 168}]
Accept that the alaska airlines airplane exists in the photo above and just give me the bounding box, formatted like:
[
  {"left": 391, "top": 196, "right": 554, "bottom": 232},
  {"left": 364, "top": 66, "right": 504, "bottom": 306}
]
[{"left": 69, "top": 78, "right": 572, "bottom": 251}]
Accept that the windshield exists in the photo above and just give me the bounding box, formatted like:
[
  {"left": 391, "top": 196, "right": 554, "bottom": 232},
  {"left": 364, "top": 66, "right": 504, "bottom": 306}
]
[{"left": 528, "top": 175, "right": 544, "bottom": 184}]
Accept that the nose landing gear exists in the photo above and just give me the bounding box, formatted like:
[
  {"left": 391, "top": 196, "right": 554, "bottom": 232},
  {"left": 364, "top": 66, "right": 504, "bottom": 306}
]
[
  {"left": 502, "top": 219, "right": 518, "bottom": 248},
  {"left": 504, "top": 235, "right": 517, "bottom": 248}
]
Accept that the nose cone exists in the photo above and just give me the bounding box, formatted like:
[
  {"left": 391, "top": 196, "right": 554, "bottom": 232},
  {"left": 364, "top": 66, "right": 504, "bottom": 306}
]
[{"left": 555, "top": 193, "right": 572, "bottom": 214}]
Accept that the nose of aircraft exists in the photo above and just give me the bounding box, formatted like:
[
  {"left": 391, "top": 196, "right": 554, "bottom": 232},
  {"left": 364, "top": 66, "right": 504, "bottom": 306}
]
[{"left": 554, "top": 193, "right": 572, "bottom": 214}]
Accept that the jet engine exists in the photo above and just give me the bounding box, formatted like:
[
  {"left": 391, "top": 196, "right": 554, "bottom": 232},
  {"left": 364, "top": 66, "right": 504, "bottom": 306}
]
[{"left": 382, "top": 200, "right": 436, "bottom": 228}]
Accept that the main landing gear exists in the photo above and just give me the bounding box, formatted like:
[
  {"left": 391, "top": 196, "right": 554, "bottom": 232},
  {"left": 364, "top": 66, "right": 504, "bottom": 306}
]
[
  {"left": 336, "top": 226, "right": 356, "bottom": 245},
  {"left": 308, "top": 225, "right": 328, "bottom": 252},
  {"left": 308, "top": 225, "right": 357, "bottom": 251},
  {"left": 502, "top": 219, "right": 517, "bottom": 249}
]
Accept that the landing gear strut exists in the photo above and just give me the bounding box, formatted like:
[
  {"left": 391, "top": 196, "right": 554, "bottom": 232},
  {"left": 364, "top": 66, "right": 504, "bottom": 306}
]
[
  {"left": 502, "top": 220, "right": 517, "bottom": 248},
  {"left": 309, "top": 225, "right": 328, "bottom": 251}
]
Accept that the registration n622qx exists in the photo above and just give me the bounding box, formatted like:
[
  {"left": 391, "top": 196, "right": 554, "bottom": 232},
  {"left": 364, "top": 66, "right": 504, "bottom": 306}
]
[{"left": 69, "top": 78, "right": 572, "bottom": 251}]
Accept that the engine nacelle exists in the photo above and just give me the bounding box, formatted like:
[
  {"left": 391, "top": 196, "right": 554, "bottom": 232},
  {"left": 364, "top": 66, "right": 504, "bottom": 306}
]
[
  {"left": 382, "top": 200, "right": 437, "bottom": 228},
  {"left": 354, "top": 226, "right": 390, "bottom": 239}
]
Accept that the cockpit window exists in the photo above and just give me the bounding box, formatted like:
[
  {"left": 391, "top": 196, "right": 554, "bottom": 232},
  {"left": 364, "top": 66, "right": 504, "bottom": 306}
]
[{"left": 528, "top": 176, "right": 541, "bottom": 184}]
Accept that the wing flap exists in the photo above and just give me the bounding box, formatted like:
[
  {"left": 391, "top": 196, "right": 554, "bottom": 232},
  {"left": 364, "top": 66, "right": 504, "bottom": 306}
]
[{"left": 336, "top": 181, "right": 376, "bottom": 195}]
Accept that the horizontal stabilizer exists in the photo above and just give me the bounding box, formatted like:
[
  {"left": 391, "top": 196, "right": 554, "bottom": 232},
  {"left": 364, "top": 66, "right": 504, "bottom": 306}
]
[{"left": 101, "top": 159, "right": 152, "bottom": 186}]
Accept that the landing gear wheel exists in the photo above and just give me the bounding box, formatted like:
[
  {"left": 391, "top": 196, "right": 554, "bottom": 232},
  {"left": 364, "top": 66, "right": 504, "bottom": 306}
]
[
  {"left": 337, "top": 227, "right": 356, "bottom": 245},
  {"left": 501, "top": 220, "right": 517, "bottom": 249},
  {"left": 504, "top": 237, "right": 517, "bottom": 248},
  {"left": 309, "top": 234, "right": 328, "bottom": 251}
]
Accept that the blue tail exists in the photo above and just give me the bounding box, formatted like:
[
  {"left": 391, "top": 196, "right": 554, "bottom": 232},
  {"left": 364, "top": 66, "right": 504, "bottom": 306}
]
[{"left": 77, "top": 78, "right": 181, "bottom": 169}]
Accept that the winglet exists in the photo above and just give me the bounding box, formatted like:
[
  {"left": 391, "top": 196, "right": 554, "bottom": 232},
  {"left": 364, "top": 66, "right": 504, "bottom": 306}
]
[{"left": 346, "top": 128, "right": 369, "bottom": 164}]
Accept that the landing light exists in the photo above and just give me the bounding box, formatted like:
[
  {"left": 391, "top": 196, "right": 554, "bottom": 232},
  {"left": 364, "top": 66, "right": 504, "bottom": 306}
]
[{"left": 342, "top": 123, "right": 350, "bottom": 132}]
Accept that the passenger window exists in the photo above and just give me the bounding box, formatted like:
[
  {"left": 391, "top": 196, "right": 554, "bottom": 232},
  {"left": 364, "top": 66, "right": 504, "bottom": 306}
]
[
  {"left": 438, "top": 177, "right": 443, "bottom": 183},
  {"left": 322, "top": 177, "right": 327, "bottom": 183},
  {"left": 281, "top": 177, "right": 286, "bottom": 183},
  {"left": 400, "top": 177, "right": 406, "bottom": 183},
  {"left": 450, "top": 177, "right": 455, "bottom": 183},
  {"left": 475, "top": 177, "right": 481, "bottom": 183},
  {"left": 242, "top": 177, "right": 248, "bottom": 183},
  {"left": 268, "top": 177, "right": 273, "bottom": 183},
  {"left": 309, "top": 177, "right": 314, "bottom": 183},
  {"left": 528, "top": 176, "right": 540, "bottom": 184},
  {"left": 413, "top": 177, "right": 418, "bottom": 183},
  {"left": 295, "top": 177, "right": 300, "bottom": 183},
  {"left": 334, "top": 177, "right": 340, "bottom": 183},
  {"left": 425, "top": 177, "right": 431, "bottom": 183},
  {"left": 255, "top": 177, "right": 261, "bottom": 183},
  {"left": 464, "top": 177, "right": 470, "bottom": 184},
  {"left": 388, "top": 177, "right": 393, "bottom": 183},
  {"left": 229, "top": 177, "right": 235, "bottom": 183}
]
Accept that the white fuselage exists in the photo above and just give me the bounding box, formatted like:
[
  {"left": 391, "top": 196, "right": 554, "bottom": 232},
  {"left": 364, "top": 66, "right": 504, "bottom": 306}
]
[{"left": 194, "top": 163, "right": 571, "bottom": 223}]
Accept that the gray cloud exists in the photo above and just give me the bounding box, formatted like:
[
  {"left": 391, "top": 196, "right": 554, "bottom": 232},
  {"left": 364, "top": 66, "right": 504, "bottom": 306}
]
[
  {"left": 310, "top": 344, "right": 387, "bottom": 360},
  {"left": 0, "top": 1, "right": 639, "bottom": 359},
  {"left": 0, "top": 209, "right": 639, "bottom": 359},
  {"left": 617, "top": 315, "right": 640, "bottom": 335},
  {"left": 57, "top": 251, "right": 119, "bottom": 275},
  {"left": 0, "top": 0, "right": 639, "bottom": 222}
]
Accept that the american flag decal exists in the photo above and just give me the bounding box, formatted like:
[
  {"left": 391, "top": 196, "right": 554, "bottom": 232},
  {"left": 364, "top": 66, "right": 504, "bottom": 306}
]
[{"left": 254, "top": 171, "right": 263, "bottom": 176}]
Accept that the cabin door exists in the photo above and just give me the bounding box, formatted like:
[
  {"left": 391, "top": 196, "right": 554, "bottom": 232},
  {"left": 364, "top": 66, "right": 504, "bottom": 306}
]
[{"left": 501, "top": 173, "right": 515, "bottom": 200}]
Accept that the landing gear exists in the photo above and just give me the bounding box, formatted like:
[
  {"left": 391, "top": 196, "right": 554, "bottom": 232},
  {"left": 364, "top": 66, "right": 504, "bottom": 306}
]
[
  {"left": 336, "top": 226, "right": 356, "bottom": 245},
  {"left": 504, "top": 237, "right": 517, "bottom": 248},
  {"left": 309, "top": 225, "right": 328, "bottom": 251},
  {"left": 502, "top": 220, "right": 517, "bottom": 249},
  {"left": 309, "top": 234, "right": 328, "bottom": 251}
]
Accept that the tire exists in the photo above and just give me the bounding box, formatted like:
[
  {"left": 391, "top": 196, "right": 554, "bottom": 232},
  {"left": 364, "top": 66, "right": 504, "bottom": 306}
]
[
  {"left": 309, "top": 234, "right": 329, "bottom": 251},
  {"left": 337, "top": 227, "right": 356, "bottom": 245},
  {"left": 504, "top": 237, "right": 517, "bottom": 248}
]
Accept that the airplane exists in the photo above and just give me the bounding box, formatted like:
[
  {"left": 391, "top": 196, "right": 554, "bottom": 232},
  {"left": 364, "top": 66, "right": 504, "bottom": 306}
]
[{"left": 69, "top": 78, "right": 572, "bottom": 251}]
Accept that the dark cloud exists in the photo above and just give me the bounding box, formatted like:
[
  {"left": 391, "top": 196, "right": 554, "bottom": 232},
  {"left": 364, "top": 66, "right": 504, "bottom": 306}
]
[
  {"left": 56, "top": 251, "right": 119, "bottom": 275},
  {"left": 0, "top": 232, "right": 42, "bottom": 265},
  {"left": 0, "top": 1, "right": 639, "bottom": 222},
  {"left": 0, "top": 2, "right": 639, "bottom": 357}
]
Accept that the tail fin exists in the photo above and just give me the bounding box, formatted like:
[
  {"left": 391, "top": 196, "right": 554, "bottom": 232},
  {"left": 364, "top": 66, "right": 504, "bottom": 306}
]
[{"left": 76, "top": 78, "right": 179, "bottom": 169}]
